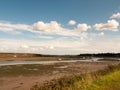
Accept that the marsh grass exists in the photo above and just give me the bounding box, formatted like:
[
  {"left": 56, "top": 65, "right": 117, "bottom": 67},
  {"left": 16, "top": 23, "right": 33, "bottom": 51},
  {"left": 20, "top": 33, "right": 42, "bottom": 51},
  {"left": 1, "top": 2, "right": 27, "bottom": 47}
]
[{"left": 30, "top": 63, "right": 120, "bottom": 90}]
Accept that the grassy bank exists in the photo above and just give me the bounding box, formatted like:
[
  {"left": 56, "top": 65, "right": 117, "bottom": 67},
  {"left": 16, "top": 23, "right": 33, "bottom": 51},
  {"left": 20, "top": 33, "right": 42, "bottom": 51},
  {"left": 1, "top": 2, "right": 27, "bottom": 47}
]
[
  {"left": 30, "top": 63, "right": 120, "bottom": 90},
  {"left": 87, "top": 71, "right": 120, "bottom": 90}
]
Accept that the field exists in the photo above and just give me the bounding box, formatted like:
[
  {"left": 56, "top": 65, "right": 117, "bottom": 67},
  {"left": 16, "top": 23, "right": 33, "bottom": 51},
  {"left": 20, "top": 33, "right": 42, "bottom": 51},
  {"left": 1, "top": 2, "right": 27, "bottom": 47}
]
[{"left": 0, "top": 59, "right": 119, "bottom": 90}]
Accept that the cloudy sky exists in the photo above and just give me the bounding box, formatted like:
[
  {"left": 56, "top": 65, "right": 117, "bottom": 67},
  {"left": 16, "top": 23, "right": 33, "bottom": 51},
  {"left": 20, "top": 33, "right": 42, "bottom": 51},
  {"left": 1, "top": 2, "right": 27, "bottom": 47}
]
[{"left": 0, "top": 0, "right": 120, "bottom": 55}]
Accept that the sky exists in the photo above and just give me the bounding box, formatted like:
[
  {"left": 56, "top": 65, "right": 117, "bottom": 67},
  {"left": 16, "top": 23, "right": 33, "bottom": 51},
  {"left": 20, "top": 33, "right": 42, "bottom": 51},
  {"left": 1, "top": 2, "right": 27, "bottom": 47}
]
[{"left": 0, "top": 0, "right": 120, "bottom": 55}]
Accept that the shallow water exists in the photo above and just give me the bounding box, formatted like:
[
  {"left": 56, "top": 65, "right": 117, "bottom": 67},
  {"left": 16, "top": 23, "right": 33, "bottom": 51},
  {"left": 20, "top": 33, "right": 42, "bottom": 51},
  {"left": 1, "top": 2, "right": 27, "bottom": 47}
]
[{"left": 0, "top": 58, "right": 103, "bottom": 66}]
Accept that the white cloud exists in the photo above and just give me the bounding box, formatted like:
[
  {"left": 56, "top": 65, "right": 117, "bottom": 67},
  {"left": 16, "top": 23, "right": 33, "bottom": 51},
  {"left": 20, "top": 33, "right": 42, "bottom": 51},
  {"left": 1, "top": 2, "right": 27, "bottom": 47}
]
[
  {"left": 87, "top": 41, "right": 120, "bottom": 53},
  {"left": 110, "top": 12, "right": 120, "bottom": 19},
  {"left": 35, "top": 35, "right": 54, "bottom": 39},
  {"left": 0, "top": 22, "right": 30, "bottom": 31},
  {"left": 99, "top": 32, "right": 104, "bottom": 36},
  {"left": 93, "top": 19, "right": 119, "bottom": 31},
  {"left": 32, "top": 21, "right": 62, "bottom": 33},
  {"left": 75, "top": 23, "right": 91, "bottom": 32},
  {"left": 0, "top": 22, "right": 31, "bottom": 34},
  {"left": 0, "top": 38, "right": 88, "bottom": 54},
  {"left": 0, "top": 47, "right": 5, "bottom": 51},
  {"left": 0, "top": 21, "right": 90, "bottom": 37},
  {"left": 68, "top": 20, "right": 76, "bottom": 25},
  {"left": 50, "top": 46, "right": 54, "bottom": 49},
  {"left": 20, "top": 44, "right": 29, "bottom": 49},
  {"left": 31, "top": 21, "right": 79, "bottom": 36},
  {"left": 1, "top": 35, "right": 120, "bottom": 54},
  {"left": 1, "top": 15, "right": 120, "bottom": 54},
  {"left": 32, "top": 21, "right": 61, "bottom": 32}
]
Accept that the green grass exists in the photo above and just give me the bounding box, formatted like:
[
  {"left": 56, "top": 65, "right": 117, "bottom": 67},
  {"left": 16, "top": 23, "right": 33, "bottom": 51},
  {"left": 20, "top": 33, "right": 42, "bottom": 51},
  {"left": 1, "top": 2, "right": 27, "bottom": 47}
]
[
  {"left": 30, "top": 63, "right": 120, "bottom": 90},
  {"left": 87, "top": 71, "right": 120, "bottom": 90}
]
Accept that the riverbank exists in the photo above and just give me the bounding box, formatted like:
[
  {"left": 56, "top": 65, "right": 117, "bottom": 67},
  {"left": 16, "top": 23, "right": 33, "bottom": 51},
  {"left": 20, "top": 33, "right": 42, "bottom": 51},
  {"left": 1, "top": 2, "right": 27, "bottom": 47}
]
[
  {"left": 31, "top": 63, "right": 120, "bottom": 90},
  {"left": 0, "top": 61, "right": 119, "bottom": 90}
]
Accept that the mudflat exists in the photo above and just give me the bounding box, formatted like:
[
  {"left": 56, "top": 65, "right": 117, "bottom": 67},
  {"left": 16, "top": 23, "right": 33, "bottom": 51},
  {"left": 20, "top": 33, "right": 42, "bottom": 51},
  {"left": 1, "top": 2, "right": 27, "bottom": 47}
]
[{"left": 0, "top": 61, "right": 119, "bottom": 90}]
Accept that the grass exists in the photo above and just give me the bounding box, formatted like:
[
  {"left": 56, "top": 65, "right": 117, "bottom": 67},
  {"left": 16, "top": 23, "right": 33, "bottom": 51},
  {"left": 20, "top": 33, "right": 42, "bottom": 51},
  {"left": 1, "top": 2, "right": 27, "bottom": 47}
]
[
  {"left": 87, "top": 71, "right": 120, "bottom": 90},
  {"left": 30, "top": 63, "right": 120, "bottom": 90}
]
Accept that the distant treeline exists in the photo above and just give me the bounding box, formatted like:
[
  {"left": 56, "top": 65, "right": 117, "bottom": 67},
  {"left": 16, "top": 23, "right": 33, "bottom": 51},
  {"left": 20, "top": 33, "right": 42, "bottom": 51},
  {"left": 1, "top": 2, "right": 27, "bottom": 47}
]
[
  {"left": 78, "top": 53, "right": 120, "bottom": 58},
  {"left": 43, "top": 53, "right": 120, "bottom": 58},
  {"left": 0, "top": 53, "right": 120, "bottom": 58}
]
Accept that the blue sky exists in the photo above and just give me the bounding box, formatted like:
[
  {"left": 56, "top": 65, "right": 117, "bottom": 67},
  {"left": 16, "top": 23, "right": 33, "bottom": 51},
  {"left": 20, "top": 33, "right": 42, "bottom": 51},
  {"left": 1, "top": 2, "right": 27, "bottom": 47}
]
[
  {"left": 0, "top": 0, "right": 119, "bottom": 23},
  {"left": 0, "top": 0, "right": 120, "bottom": 55}
]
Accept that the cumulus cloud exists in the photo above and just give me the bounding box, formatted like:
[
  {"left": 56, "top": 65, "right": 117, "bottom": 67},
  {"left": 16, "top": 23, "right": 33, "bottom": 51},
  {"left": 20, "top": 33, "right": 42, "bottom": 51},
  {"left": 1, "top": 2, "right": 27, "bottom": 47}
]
[
  {"left": 110, "top": 12, "right": 120, "bottom": 19},
  {"left": 93, "top": 19, "right": 119, "bottom": 31},
  {"left": 68, "top": 20, "right": 76, "bottom": 25},
  {"left": 31, "top": 21, "right": 80, "bottom": 36},
  {"left": 75, "top": 23, "right": 91, "bottom": 32},
  {"left": 0, "top": 20, "right": 91, "bottom": 37},
  {"left": 32, "top": 21, "right": 62, "bottom": 33},
  {"left": 32, "top": 21, "right": 60, "bottom": 32}
]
